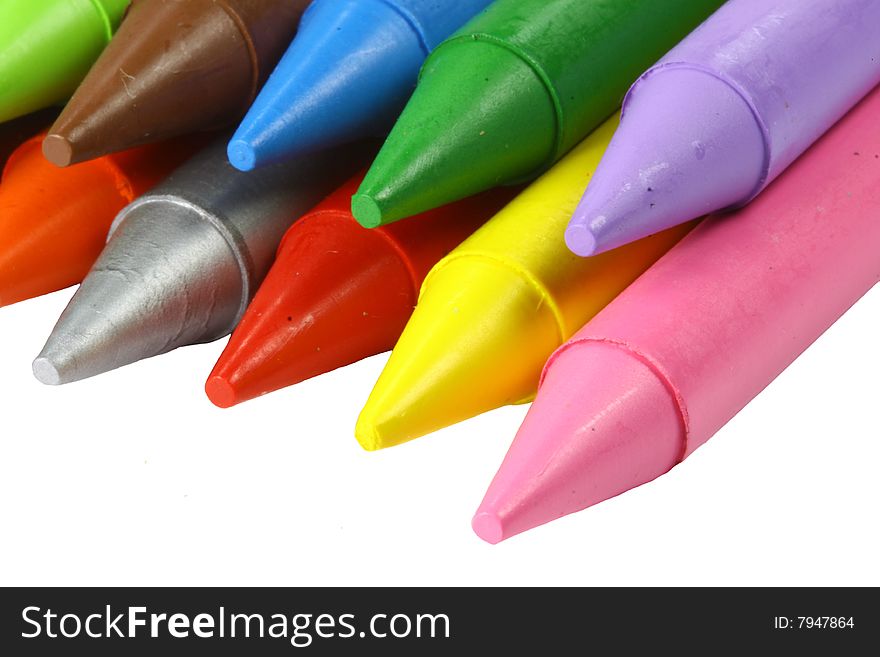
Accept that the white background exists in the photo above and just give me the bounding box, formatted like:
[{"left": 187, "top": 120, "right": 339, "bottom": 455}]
[{"left": 0, "top": 283, "right": 877, "bottom": 587}]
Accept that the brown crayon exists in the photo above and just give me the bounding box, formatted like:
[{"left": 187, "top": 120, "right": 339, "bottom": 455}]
[{"left": 43, "top": 0, "right": 309, "bottom": 167}]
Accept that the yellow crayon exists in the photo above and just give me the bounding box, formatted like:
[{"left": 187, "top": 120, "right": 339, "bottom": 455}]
[{"left": 355, "top": 117, "right": 697, "bottom": 451}]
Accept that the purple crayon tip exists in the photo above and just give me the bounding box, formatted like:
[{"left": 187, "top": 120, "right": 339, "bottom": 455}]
[
  {"left": 567, "top": 0, "right": 880, "bottom": 257},
  {"left": 567, "top": 67, "right": 766, "bottom": 256}
]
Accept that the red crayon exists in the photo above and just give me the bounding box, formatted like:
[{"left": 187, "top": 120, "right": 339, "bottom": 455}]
[{"left": 206, "top": 173, "right": 515, "bottom": 408}]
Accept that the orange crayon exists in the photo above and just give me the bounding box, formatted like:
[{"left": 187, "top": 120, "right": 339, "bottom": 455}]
[
  {"left": 0, "top": 135, "right": 198, "bottom": 307},
  {"left": 0, "top": 109, "right": 58, "bottom": 170}
]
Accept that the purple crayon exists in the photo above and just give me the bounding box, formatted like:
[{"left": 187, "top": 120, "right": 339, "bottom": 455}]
[{"left": 565, "top": 0, "right": 880, "bottom": 256}]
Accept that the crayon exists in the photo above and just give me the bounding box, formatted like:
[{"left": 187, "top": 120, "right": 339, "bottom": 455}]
[
  {"left": 0, "top": 0, "right": 128, "bottom": 123},
  {"left": 474, "top": 86, "right": 880, "bottom": 544},
  {"left": 352, "top": 0, "right": 723, "bottom": 228},
  {"left": 32, "top": 138, "right": 370, "bottom": 385},
  {"left": 228, "top": 0, "right": 493, "bottom": 171},
  {"left": 0, "top": 134, "right": 197, "bottom": 309},
  {"left": 43, "top": 0, "right": 310, "bottom": 167},
  {"left": 205, "top": 176, "right": 514, "bottom": 408},
  {"left": 355, "top": 118, "right": 694, "bottom": 450},
  {"left": 566, "top": 0, "right": 880, "bottom": 256},
  {"left": 0, "top": 109, "right": 58, "bottom": 171}
]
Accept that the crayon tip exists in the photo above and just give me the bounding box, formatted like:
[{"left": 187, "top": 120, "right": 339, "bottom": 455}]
[
  {"left": 31, "top": 357, "right": 63, "bottom": 387},
  {"left": 229, "top": 0, "right": 433, "bottom": 171},
  {"left": 350, "top": 193, "right": 383, "bottom": 229},
  {"left": 208, "top": 208, "right": 418, "bottom": 408},
  {"left": 205, "top": 375, "right": 238, "bottom": 409},
  {"left": 473, "top": 341, "right": 684, "bottom": 542},
  {"left": 33, "top": 199, "right": 245, "bottom": 385},
  {"left": 354, "top": 40, "right": 556, "bottom": 226},
  {"left": 568, "top": 68, "right": 766, "bottom": 255},
  {"left": 356, "top": 256, "right": 560, "bottom": 449},
  {"left": 227, "top": 139, "right": 258, "bottom": 172},
  {"left": 471, "top": 512, "right": 505, "bottom": 545},
  {"left": 45, "top": 0, "right": 305, "bottom": 165},
  {"left": 41, "top": 134, "right": 74, "bottom": 168},
  {"left": 354, "top": 419, "right": 384, "bottom": 453},
  {"left": 562, "top": 223, "right": 598, "bottom": 258}
]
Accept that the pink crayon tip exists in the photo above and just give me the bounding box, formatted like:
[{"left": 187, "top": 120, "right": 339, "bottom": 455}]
[
  {"left": 471, "top": 512, "right": 505, "bottom": 546},
  {"left": 473, "top": 341, "right": 685, "bottom": 543}
]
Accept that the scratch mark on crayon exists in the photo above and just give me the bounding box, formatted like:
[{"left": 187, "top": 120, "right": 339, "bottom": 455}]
[{"left": 119, "top": 69, "right": 137, "bottom": 99}]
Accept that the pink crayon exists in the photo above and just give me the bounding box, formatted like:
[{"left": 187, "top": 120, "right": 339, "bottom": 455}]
[
  {"left": 566, "top": 0, "right": 880, "bottom": 256},
  {"left": 474, "top": 86, "right": 880, "bottom": 544}
]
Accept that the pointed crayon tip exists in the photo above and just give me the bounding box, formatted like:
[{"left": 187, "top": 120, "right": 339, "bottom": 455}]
[
  {"left": 356, "top": 256, "right": 561, "bottom": 449},
  {"left": 227, "top": 139, "right": 258, "bottom": 172},
  {"left": 33, "top": 198, "right": 245, "bottom": 385},
  {"left": 205, "top": 375, "right": 239, "bottom": 409},
  {"left": 355, "top": 40, "right": 557, "bottom": 226},
  {"left": 471, "top": 512, "right": 505, "bottom": 545},
  {"left": 563, "top": 222, "right": 598, "bottom": 258},
  {"left": 209, "top": 177, "right": 510, "bottom": 408},
  {"left": 354, "top": 418, "right": 384, "bottom": 453},
  {"left": 350, "top": 193, "right": 383, "bottom": 229},
  {"left": 45, "top": 0, "right": 305, "bottom": 164},
  {"left": 205, "top": 205, "right": 416, "bottom": 408},
  {"left": 229, "top": 0, "right": 436, "bottom": 170},
  {"left": 206, "top": 208, "right": 416, "bottom": 408},
  {"left": 474, "top": 341, "right": 685, "bottom": 542},
  {"left": 41, "top": 134, "right": 74, "bottom": 168},
  {"left": 31, "top": 357, "right": 62, "bottom": 386},
  {"left": 567, "top": 68, "right": 766, "bottom": 255}
]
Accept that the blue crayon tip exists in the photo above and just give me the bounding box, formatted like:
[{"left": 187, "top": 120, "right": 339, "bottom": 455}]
[
  {"left": 229, "top": 0, "right": 493, "bottom": 170},
  {"left": 227, "top": 139, "right": 258, "bottom": 172}
]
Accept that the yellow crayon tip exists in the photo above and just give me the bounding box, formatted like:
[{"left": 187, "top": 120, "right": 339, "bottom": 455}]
[{"left": 355, "top": 254, "right": 561, "bottom": 450}]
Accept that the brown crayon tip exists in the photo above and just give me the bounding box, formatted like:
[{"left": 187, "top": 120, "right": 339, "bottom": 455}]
[
  {"left": 41, "top": 134, "right": 74, "bottom": 168},
  {"left": 46, "top": 0, "right": 309, "bottom": 166}
]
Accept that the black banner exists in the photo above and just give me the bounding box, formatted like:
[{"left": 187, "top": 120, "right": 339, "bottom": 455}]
[{"left": 0, "top": 588, "right": 874, "bottom": 654}]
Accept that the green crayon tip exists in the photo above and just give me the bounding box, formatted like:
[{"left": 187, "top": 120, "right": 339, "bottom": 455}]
[
  {"left": 0, "top": 0, "right": 129, "bottom": 123},
  {"left": 353, "top": 41, "right": 556, "bottom": 228},
  {"left": 353, "top": 0, "right": 726, "bottom": 228}
]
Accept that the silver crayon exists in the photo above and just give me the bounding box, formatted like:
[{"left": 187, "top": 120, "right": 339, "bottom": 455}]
[{"left": 33, "top": 138, "right": 371, "bottom": 385}]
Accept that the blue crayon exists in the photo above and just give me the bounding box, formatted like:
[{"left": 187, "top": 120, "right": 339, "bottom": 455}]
[{"left": 227, "top": 0, "right": 492, "bottom": 171}]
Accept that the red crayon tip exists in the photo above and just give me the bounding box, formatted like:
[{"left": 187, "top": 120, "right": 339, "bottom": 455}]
[
  {"left": 206, "top": 211, "right": 416, "bottom": 407},
  {"left": 207, "top": 174, "right": 513, "bottom": 407}
]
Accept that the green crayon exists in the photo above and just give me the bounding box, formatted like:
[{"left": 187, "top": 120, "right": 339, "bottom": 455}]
[
  {"left": 353, "top": 0, "right": 723, "bottom": 227},
  {"left": 0, "top": 0, "right": 129, "bottom": 123}
]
